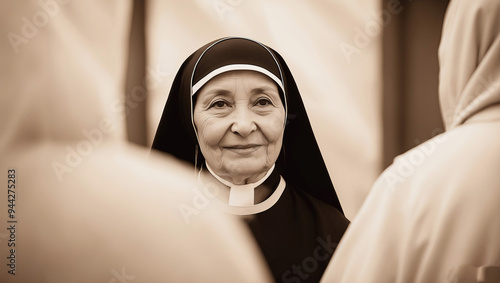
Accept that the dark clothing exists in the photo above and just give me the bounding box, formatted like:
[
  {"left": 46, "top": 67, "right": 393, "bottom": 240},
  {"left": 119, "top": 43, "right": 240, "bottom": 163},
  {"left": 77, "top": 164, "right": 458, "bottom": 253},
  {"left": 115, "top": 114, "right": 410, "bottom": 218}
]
[{"left": 246, "top": 169, "right": 349, "bottom": 283}]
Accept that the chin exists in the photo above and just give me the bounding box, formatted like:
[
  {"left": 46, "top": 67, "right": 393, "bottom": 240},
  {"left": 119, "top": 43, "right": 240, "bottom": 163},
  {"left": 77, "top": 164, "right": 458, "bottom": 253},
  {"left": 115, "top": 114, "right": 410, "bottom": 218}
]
[{"left": 225, "top": 161, "right": 269, "bottom": 180}]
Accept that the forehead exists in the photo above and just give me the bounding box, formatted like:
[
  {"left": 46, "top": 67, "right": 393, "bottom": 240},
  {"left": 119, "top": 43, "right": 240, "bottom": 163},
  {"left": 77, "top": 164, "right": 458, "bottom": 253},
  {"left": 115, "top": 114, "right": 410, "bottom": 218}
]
[{"left": 198, "top": 70, "right": 278, "bottom": 93}]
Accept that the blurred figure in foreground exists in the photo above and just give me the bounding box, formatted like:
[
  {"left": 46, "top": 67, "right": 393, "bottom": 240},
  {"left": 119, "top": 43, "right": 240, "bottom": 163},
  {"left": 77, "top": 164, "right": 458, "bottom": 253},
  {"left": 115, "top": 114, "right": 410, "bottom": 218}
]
[
  {"left": 321, "top": 0, "right": 500, "bottom": 282},
  {"left": 0, "top": 1, "right": 270, "bottom": 282}
]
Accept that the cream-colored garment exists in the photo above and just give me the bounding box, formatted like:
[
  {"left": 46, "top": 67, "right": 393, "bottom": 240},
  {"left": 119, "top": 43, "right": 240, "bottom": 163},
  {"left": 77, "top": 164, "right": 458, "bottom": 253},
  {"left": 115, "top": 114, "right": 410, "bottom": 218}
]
[
  {"left": 0, "top": 1, "right": 270, "bottom": 282},
  {"left": 439, "top": 0, "right": 500, "bottom": 130},
  {"left": 321, "top": 0, "right": 500, "bottom": 282}
]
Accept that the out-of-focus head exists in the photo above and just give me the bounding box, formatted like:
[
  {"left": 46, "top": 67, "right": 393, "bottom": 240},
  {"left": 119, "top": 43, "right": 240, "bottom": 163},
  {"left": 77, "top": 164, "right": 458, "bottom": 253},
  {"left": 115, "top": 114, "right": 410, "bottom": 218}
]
[
  {"left": 0, "top": 4, "right": 272, "bottom": 282},
  {"left": 0, "top": 2, "right": 127, "bottom": 152},
  {"left": 439, "top": 0, "right": 500, "bottom": 129}
]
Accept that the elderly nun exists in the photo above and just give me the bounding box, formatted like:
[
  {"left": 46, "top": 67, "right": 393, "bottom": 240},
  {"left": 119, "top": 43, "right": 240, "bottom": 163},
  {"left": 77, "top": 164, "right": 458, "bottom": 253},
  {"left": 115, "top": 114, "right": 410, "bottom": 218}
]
[{"left": 152, "top": 37, "right": 350, "bottom": 282}]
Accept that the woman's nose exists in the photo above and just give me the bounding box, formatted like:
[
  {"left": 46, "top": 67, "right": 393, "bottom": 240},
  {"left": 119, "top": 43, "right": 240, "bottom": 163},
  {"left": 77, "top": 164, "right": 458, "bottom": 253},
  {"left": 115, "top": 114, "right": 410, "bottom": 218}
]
[{"left": 230, "top": 107, "right": 257, "bottom": 137}]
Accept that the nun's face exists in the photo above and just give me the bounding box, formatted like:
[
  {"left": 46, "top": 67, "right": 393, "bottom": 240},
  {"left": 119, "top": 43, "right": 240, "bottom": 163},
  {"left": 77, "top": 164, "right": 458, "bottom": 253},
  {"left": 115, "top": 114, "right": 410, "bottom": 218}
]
[{"left": 194, "top": 70, "right": 285, "bottom": 185}]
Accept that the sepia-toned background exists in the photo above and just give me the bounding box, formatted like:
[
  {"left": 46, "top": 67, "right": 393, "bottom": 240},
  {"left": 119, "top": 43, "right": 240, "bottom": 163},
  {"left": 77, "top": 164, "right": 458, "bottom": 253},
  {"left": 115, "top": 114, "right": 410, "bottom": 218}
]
[{"left": 2, "top": 0, "right": 450, "bottom": 220}]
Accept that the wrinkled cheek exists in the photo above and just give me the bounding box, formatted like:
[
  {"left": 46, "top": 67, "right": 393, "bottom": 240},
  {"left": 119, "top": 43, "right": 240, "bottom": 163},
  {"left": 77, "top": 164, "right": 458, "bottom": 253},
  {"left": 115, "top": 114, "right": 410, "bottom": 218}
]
[
  {"left": 199, "top": 122, "right": 228, "bottom": 147},
  {"left": 259, "top": 116, "right": 285, "bottom": 143},
  {"left": 198, "top": 133, "right": 222, "bottom": 168},
  {"left": 258, "top": 117, "right": 285, "bottom": 164},
  {"left": 268, "top": 134, "right": 284, "bottom": 159}
]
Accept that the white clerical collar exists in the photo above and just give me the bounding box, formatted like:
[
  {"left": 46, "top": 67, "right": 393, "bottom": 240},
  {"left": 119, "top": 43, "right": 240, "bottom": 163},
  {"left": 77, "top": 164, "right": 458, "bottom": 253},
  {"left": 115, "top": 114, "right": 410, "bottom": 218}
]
[
  {"left": 200, "top": 163, "right": 287, "bottom": 215},
  {"left": 205, "top": 163, "right": 275, "bottom": 206}
]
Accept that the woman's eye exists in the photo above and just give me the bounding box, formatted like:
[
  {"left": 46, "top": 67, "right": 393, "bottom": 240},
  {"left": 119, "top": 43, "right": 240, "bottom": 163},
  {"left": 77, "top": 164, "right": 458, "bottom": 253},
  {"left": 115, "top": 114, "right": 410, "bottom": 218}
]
[
  {"left": 210, "top": 101, "right": 228, "bottom": 108},
  {"left": 256, "top": 98, "right": 272, "bottom": 106}
]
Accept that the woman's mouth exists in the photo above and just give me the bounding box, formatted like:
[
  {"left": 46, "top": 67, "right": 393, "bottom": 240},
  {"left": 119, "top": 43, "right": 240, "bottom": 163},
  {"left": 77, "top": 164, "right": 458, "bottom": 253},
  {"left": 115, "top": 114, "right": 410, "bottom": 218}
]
[{"left": 224, "top": 144, "right": 262, "bottom": 154}]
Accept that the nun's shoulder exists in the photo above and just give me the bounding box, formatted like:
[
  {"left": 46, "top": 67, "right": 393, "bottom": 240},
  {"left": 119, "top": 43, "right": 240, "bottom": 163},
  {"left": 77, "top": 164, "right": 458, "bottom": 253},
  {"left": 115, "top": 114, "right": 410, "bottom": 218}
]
[
  {"left": 441, "top": 122, "right": 500, "bottom": 207},
  {"left": 391, "top": 120, "right": 500, "bottom": 188},
  {"left": 367, "top": 120, "right": 500, "bottom": 223},
  {"left": 431, "top": 121, "right": 500, "bottom": 190},
  {"left": 286, "top": 183, "right": 350, "bottom": 228},
  {"left": 392, "top": 120, "right": 500, "bottom": 218}
]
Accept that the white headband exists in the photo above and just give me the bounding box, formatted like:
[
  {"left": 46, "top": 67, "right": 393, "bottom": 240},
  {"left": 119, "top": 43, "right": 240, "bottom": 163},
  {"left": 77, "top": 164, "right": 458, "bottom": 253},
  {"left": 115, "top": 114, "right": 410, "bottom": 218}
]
[{"left": 191, "top": 64, "right": 285, "bottom": 95}]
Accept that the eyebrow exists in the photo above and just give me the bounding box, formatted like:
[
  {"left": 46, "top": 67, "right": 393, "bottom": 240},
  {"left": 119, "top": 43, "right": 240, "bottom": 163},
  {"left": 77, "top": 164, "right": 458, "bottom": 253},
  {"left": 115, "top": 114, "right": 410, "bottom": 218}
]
[
  {"left": 197, "top": 89, "right": 232, "bottom": 105},
  {"left": 250, "top": 86, "right": 280, "bottom": 99},
  {"left": 251, "top": 86, "right": 280, "bottom": 96}
]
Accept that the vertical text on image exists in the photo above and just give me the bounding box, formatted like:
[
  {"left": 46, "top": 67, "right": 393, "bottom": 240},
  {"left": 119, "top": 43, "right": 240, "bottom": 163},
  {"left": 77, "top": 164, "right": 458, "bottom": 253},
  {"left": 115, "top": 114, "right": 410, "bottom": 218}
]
[{"left": 6, "top": 168, "right": 17, "bottom": 275}]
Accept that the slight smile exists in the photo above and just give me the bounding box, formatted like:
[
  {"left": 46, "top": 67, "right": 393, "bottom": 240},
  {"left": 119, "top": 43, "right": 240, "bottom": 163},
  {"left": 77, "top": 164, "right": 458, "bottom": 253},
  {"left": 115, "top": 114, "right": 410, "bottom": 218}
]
[{"left": 223, "top": 144, "right": 263, "bottom": 154}]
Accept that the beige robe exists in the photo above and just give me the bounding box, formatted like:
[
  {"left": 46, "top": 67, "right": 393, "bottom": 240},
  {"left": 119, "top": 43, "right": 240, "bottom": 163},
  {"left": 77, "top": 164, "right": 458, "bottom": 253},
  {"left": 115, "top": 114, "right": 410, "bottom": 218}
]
[
  {"left": 0, "top": 1, "right": 271, "bottom": 282},
  {"left": 321, "top": 0, "right": 500, "bottom": 282}
]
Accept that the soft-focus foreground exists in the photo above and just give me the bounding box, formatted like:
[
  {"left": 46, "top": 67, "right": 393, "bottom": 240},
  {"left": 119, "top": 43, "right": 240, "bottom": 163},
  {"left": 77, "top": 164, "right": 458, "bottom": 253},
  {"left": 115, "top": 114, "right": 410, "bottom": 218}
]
[{"left": 0, "top": 1, "right": 271, "bottom": 282}]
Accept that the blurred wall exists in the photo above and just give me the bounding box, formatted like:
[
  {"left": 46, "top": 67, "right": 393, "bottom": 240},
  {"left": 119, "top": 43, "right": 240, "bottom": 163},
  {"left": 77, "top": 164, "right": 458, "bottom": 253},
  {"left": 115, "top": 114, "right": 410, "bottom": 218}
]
[
  {"left": 125, "top": 0, "right": 148, "bottom": 146},
  {"left": 382, "top": 0, "right": 449, "bottom": 168}
]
